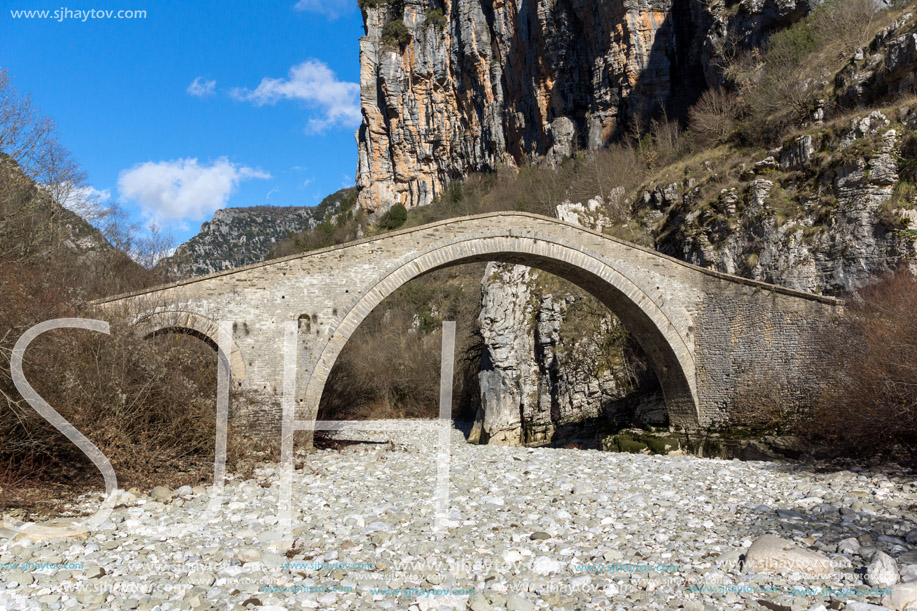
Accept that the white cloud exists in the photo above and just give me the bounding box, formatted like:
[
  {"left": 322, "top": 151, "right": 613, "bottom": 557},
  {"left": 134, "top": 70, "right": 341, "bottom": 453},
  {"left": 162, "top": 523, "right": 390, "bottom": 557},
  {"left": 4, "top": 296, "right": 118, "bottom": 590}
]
[
  {"left": 117, "top": 157, "right": 270, "bottom": 225},
  {"left": 187, "top": 76, "right": 216, "bottom": 97},
  {"left": 231, "top": 60, "right": 361, "bottom": 133},
  {"left": 58, "top": 184, "right": 112, "bottom": 222},
  {"left": 62, "top": 184, "right": 111, "bottom": 208},
  {"left": 293, "top": 0, "right": 354, "bottom": 20}
]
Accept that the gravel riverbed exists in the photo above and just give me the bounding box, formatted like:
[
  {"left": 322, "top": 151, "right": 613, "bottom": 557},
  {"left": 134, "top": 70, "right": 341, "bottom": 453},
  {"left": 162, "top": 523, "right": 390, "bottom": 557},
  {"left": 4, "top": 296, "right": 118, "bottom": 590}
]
[{"left": 2, "top": 420, "right": 916, "bottom": 610}]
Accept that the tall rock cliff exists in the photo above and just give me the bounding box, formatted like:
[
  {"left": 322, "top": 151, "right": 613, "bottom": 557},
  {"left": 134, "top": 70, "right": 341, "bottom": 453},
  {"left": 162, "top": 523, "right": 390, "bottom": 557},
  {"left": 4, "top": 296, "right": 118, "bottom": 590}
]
[{"left": 355, "top": 0, "right": 822, "bottom": 213}]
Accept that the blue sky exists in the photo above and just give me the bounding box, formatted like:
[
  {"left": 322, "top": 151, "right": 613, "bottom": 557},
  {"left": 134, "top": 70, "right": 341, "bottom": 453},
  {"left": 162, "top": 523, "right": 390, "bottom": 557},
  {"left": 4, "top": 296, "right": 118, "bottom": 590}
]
[{"left": 2, "top": 0, "right": 365, "bottom": 244}]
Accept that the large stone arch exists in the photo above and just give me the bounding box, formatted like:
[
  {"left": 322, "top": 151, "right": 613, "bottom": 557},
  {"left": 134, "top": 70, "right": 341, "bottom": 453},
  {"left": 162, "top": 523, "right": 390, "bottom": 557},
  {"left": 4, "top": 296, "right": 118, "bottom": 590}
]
[
  {"left": 135, "top": 310, "right": 247, "bottom": 384},
  {"left": 93, "top": 212, "right": 845, "bottom": 440},
  {"left": 301, "top": 235, "right": 701, "bottom": 431}
]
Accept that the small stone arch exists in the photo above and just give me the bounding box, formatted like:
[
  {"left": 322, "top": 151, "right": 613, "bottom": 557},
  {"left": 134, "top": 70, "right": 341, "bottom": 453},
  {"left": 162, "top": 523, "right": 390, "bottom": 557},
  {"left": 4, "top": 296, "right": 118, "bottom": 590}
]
[
  {"left": 135, "top": 311, "right": 247, "bottom": 384},
  {"left": 302, "top": 235, "right": 701, "bottom": 431}
]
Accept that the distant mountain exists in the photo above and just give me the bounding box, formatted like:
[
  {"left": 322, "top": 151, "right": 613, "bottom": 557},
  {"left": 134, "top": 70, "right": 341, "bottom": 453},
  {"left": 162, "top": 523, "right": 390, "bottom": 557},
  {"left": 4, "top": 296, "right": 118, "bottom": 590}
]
[{"left": 156, "top": 187, "right": 357, "bottom": 280}]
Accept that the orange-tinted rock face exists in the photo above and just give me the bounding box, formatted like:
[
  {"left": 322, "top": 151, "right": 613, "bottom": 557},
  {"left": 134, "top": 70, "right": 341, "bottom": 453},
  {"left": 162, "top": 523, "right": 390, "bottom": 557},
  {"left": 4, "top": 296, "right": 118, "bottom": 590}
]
[{"left": 356, "top": 0, "right": 820, "bottom": 213}]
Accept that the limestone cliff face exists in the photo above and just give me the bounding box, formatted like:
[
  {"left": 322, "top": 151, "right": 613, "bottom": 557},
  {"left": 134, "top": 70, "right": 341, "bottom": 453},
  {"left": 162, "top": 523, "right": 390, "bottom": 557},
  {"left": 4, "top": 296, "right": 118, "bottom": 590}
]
[
  {"left": 470, "top": 261, "right": 640, "bottom": 446},
  {"left": 356, "top": 0, "right": 821, "bottom": 213}
]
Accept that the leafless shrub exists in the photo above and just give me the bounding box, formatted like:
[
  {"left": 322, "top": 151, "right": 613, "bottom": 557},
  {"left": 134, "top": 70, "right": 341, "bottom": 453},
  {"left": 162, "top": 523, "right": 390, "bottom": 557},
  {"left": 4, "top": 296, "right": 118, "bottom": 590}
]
[
  {"left": 689, "top": 87, "right": 744, "bottom": 146},
  {"left": 809, "top": 0, "right": 884, "bottom": 60},
  {"left": 0, "top": 454, "right": 47, "bottom": 498},
  {"left": 651, "top": 115, "right": 688, "bottom": 164},
  {"left": 712, "top": 30, "right": 752, "bottom": 81},
  {"left": 800, "top": 269, "right": 917, "bottom": 457},
  {"left": 0, "top": 269, "right": 228, "bottom": 493},
  {"left": 130, "top": 223, "right": 175, "bottom": 270}
]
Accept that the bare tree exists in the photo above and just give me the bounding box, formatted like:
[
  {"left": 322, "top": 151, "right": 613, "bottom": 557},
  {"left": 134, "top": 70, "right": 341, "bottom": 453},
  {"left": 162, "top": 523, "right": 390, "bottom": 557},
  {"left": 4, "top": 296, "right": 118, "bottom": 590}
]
[
  {"left": 38, "top": 139, "right": 88, "bottom": 213},
  {"left": 802, "top": 269, "right": 917, "bottom": 456},
  {"left": 689, "top": 87, "right": 743, "bottom": 146},
  {"left": 810, "top": 0, "right": 883, "bottom": 60},
  {"left": 0, "top": 70, "right": 53, "bottom": 175},
  {"left": 0, "top": 69, "right": 87, "bottom": 204},
  {"left": 650, "top": 111, "right": 687, "bottom": 163},
  {"left": 132, "top": 223, "right": 176, "bottom": 270}
]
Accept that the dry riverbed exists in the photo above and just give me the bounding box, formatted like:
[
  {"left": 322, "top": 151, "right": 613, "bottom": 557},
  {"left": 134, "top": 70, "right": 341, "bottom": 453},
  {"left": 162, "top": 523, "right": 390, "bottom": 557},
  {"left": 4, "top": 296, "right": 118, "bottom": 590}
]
[{"left": 1, "top": 420, "right": 916, "bottom": 610}]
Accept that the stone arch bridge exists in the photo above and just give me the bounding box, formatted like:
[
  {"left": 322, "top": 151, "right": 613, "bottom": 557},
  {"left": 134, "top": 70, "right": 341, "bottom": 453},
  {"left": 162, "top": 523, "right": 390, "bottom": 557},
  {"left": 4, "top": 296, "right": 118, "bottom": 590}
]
[{"left": 95, "top": 212, "right": 842, "bottom": 438}]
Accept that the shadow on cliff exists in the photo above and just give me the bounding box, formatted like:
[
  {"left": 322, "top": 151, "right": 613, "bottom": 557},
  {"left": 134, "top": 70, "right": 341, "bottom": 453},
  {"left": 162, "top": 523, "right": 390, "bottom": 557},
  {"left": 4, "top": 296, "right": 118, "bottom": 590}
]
[
  {"left": 478, "top": 0, "right": 708, "bottom": 154},
  {"left": 617, "top": 0, "right": 709, "bottom": 136}
]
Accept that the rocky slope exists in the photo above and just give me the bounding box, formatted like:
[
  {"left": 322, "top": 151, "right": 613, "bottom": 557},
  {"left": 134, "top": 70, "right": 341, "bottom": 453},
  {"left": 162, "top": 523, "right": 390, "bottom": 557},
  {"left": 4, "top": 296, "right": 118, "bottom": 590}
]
[
  {"left": 836, "top": 12, "right": 917, "bottom": 108},
  {"left": 648, "top": 106, "right": 917, "bottom": 296},
  {"left": 0, "top": 154, "right": 116, "bottom": 265},
  {"left": 470, "top": 104, "right": 917, "bottom": 447},
  {"left": 156, "top": 188, "right": 356, "bottom": 279},
  {"left": 455, "top": 8, "right": 917, "bottom": 446},
  {"left": 355, "top": 0, "right": 823, "bottom": 213},
  {"left": 645, "top": 13, "right": 917, "bottom": 296}
]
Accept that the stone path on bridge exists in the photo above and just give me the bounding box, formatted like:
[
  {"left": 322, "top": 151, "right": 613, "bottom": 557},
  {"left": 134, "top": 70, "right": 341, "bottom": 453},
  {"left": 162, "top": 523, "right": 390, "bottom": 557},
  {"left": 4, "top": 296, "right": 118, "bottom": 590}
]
[{"left": 2, "top": 420, "right": 916, "bottom": 610}]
